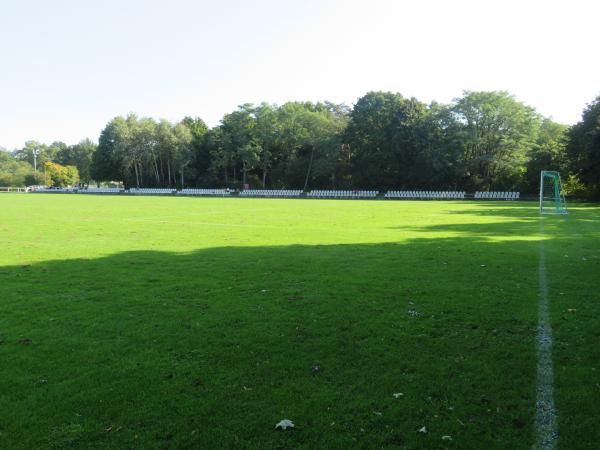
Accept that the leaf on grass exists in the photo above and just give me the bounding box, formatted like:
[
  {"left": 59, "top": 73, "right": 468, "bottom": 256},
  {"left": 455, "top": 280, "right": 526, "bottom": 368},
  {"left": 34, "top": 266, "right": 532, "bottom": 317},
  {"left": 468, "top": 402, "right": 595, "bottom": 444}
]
[{"left": 275, "top": 419, "right": 294, "bottom": 430}]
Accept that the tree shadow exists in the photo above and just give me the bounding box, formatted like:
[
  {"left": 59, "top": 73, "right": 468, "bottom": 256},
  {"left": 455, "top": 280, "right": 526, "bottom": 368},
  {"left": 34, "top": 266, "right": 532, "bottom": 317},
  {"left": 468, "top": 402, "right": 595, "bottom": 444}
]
[
  {"left": 0, "top": 232, "right": 597, "bottom": 448},
  {"left": 387, "top": 203, "right": 600, "bottom": 242}
]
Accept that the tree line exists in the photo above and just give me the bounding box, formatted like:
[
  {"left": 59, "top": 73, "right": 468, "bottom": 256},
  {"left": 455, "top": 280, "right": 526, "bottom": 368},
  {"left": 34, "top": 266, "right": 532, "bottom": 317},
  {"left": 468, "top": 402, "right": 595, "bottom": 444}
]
[{"left": 2, "top": 90, "right": 599, "bottom": 196}]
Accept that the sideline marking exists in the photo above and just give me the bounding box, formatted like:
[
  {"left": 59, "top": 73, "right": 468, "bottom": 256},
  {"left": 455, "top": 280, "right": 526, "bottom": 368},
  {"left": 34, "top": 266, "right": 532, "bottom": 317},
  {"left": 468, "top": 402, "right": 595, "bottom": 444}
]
[{"left": 535, "top": 219, "right": 557, "bottom": 449}]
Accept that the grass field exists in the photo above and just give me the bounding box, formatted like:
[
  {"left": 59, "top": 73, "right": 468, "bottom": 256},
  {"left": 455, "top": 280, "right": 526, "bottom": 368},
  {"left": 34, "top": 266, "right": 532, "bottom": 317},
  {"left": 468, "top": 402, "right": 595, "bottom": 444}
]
[{"left": 1, "top": 194, "right": 599, "bottom": 449}]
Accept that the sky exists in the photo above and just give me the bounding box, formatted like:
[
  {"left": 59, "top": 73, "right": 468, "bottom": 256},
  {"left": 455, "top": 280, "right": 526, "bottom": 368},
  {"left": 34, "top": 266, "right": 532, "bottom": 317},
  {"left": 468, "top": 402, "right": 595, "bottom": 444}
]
[{"left": 1, "top": 0, "right": 599, "bottom": 150}]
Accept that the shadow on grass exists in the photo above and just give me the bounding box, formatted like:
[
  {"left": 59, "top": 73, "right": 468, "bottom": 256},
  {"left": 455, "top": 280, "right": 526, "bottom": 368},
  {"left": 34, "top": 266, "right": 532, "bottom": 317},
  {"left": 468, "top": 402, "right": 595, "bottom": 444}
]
[
  {"left": 0, "top": 232, "right": 597, "bottom": 448},
  {"left": 388, "top": 205, "right": 600, "bottom": 242}
]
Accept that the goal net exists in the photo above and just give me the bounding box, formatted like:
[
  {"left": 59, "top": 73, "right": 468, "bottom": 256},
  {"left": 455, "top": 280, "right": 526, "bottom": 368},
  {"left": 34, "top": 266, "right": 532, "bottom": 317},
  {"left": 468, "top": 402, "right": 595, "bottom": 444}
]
[{"left": 539, "top": 171, "right": 567, "bottom": 215}]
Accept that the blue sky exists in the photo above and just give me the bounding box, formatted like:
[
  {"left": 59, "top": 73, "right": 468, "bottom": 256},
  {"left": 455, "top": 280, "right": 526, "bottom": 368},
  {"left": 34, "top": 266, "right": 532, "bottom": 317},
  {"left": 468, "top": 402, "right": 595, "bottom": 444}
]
[{"left": 1, "top": 0, "right": 599, "bottom": 149}]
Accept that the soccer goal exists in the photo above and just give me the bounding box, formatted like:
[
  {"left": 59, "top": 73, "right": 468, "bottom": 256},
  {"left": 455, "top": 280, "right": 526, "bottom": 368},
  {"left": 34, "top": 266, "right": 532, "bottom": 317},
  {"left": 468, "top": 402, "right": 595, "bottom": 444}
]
[{"left": 539, "top": 171, "right": 567, "bottom": 215}]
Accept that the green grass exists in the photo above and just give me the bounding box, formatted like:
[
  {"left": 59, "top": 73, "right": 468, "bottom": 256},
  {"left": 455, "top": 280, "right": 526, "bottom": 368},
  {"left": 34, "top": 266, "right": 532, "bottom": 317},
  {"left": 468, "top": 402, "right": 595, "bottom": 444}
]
[{"left": 0, "top": 194, "right": 599, "bottom": 449}]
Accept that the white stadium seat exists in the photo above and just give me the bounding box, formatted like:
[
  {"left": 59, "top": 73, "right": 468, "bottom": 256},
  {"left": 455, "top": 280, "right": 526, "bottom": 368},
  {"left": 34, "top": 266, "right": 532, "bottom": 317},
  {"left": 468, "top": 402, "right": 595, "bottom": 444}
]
[
  {"left": 474, "top": 191, "right": 519, "bottom": 200},
  {"left": 177, "top": 188, "right": 231, "bottom": 196}
]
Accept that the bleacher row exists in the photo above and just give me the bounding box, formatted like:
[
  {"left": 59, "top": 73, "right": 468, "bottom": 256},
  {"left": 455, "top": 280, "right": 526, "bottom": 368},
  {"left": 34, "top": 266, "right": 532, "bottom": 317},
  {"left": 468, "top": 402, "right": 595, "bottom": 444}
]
[
  {"left": 129, "top": 188, "right": 175, "bottom": 195},
  {"left": 475, "top": 191, "right": 520, "bottom": 200},
  {"left": 307, "top": 190, "right": 378, "bottom": 198},
  {"left": 385, "top": 191, "right": 466, "bottom": 199},
  {"left": 33, "top": 188, "right": 521, "bottom": 200},
  {"left": 78, "top": 187, "right": 123, "bottom": 193},
  {"left": 179, "top": 188, "right": 230, "bottom": 196},
  {"left": 240, "top": 190, "right": 302, "bottom": 197}
]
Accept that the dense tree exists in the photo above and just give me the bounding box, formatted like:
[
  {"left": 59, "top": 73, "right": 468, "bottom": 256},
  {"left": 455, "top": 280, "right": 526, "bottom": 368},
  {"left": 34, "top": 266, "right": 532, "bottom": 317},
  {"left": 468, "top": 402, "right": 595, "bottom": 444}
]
[
  {"left": 11, "top": 90, "right": 592, "bottom": 194},
  {"left": 92, "top": 116, "right": 131, "bottom": 184},
  {"left": 0, "top": 150, "right": 44, "bottom": 186},
  {"left": 344, "top": 92, "right": 431, "bottom": 189},
  {"left": 567, "top": 96, "right": 600, "bottom": 196},
  {"left": 220, "top": 105, "right": 261, "bottom": 187},
  {"left": 93, "top": 115, "right": 194, "bottom": 188},
  {"left": 43, "top": 161, "right": 79, "bottom": 187},
  {"left": 524, "top": 119, "right": 569, "bottom": 193},
  {"left": 451, "top": 91, "right": 542, "bottom": 191},
  {"left": 56, "top": 139, "right": 97, "bottom": 184}
]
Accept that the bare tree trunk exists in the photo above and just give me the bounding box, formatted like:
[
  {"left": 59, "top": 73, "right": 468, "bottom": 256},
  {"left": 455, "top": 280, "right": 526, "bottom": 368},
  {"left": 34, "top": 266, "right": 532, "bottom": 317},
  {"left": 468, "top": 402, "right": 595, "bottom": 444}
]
[
  {"left": 242, "top": 162, "right": 247, "bottom": 188},
  {"left": 180, "top": 166, "right": 185, "bottom": 188},
  {"left": 303, "top": 146, "right": 315, "bottom": 191},
  {"left": 133, "top": 163, "right": 140, "bottom": 188},
  {"left": 167, "top": 160, "right": 172, "bottom": 187},
  {"left": 159, "top": 155, "right": 165, "bottom": 186},
  {"left": 262, "top": 167, "right": 267, "bottom": 188},
  {"left": 152, "top": 154, "right": 160, "bottom": 186}
]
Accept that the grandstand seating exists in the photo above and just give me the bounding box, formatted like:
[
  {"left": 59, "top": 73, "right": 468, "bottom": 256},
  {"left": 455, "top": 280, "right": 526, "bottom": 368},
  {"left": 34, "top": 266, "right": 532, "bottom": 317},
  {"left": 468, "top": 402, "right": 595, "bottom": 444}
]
[
  {"left": 239, "top": 189, "right": 302, "bottom": 197},
  {"left": 79, "top": 188, "right": 123, "bottom": 194},
  {"left": 34, "top": 187, "right": 75, "bottom": 193},
  {"left": 128, "top": 188, "right": 176, "bottom": 195},
  {"left": 306, "top": 190, "right": 378, "bottom": 198},
  {"left": 474, "top": 191, "right": 520, "bottom": 200},
  {"left": 177, "top": 188, "right": 231, "bottom": 196},
  {"left": 30, "top": 186, "right": 521, "bottom": 201},
  {"left": 384, "top": 190, "right": 466, "bottom": 199}
]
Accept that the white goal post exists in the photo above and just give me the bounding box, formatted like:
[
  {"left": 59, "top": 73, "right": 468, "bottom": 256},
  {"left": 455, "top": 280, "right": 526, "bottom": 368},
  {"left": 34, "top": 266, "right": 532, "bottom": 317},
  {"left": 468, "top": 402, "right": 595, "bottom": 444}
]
[{"left": 539, "top": 171, "right": 567, "bottom": 215}]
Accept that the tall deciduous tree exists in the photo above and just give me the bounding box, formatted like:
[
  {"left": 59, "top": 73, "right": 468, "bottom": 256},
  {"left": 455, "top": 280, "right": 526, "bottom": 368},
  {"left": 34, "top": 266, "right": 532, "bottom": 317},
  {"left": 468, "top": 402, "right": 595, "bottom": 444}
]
[
  {"left": 344, "top": 91, "right": 430, "bottom": 189},
  {"left": 524, "top": 119, "right": 569, "bottom": 192},
  {"left": 452, "top": 91, "right": 542, "bottom": 190},
  {"left": 44, "top": 161, "right": 79, "bottom": 187},
  {"left": 56, "top": 139, "right": 97, "bottom": 184},
  {"left": 567, "top": 95, "right": 600, "bottom": 195}
]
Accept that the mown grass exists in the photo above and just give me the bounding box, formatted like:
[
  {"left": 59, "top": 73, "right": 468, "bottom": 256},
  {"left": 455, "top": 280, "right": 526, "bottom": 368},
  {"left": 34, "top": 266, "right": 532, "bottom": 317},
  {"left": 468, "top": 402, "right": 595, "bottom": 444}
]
[{"left": 0, "top": 194, "right": 598, "bottom": 449}]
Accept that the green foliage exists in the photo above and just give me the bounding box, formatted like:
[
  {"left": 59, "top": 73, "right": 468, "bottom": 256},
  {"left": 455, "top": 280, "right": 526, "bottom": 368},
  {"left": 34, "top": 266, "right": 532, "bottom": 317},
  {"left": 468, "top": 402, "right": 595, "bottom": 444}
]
[
  {"left": 0, "top": 150, "right": 43, "bottom": 186},
  {"left": 524, "top": 119, "right": 569, "bottom": 192},
  {"left": 452, "top": 91, "right": 542, "bottom": 191},
  {"left": 567, "top": 95, "right": 600, "bottom": 196},
  {"left": 43, "top": 161, "right": 80, "bottom": 187},
  {"left": 94, "top": 115, "right": 193, "bottom": 188},
  {"left": 56, "top": 139, "right": 97, "bottom": 183},
  {"left": 13, "top": 90, "right": 600, "bottom": 194},
  {"left": 344, "top": 91, "right": 432, "bottom": 189},
  {"left": 562, "top": 174, "right": 587, "bottom": 196}
]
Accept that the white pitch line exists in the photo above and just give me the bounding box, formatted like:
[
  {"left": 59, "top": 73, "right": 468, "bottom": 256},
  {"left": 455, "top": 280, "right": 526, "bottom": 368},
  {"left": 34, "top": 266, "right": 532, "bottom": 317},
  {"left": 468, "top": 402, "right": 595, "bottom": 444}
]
[{"left": 534, "top": 219, "right": 558, "bottom": 449}]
